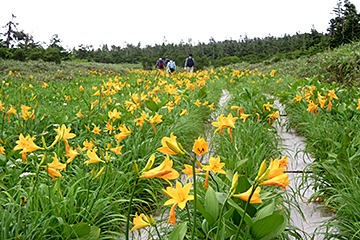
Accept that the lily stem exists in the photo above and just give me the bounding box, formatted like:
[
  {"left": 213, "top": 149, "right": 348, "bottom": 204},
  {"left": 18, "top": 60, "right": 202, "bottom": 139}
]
[
  {"left": 214, "top": 191, "right": 232, "bottom": 239},
  {"left": 191, "top": 156, "right": 197, "bottom": 240},
  {"left": 234, "top": 182, "right": 258, "bottom": 239},
  {"left": 125, "top": 177, "right": 139, "bottom": 240},
  {"left": 154, "top": 224, "right": 163, "bottom": 240}
]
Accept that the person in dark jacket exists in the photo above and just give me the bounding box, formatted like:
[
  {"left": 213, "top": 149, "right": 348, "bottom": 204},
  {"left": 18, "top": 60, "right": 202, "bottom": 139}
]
[
  {"left": 184, "top": 54, "right": 195, "bottom": 73},
  {"left": 164, "top": 56, "right": 170, "bottom": 67},
  {"left": 155, "top": 57, "right": 165, "bottom": 70}
]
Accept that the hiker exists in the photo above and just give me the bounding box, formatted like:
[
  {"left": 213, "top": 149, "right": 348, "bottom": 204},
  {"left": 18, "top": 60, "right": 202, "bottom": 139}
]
[
  {"left": 164, "top": 56, "right": 170, "bottom": 67},
  {"left": 184, "top": 54, "right": 195, "bottom": 73},
  {"left": 167, "top": 57, "right": 176, "bottom": 74},
  {"left": 155, "top": 57, "right": 165, "bottom": 70}
]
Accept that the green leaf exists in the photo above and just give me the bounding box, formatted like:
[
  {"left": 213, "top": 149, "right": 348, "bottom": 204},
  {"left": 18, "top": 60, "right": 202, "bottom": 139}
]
[
  {"left": 235, "top": 158, "right": 248, "bottom": 172},
  {"left": 86, "top": 226, "right": 101, "bottom": 239},
  {"left": 202, "top": 219, "right": 210, "bottom": 234},
  {"left": 261, "top": 210, "right": 288, "bottom": 240},
  {"left": 145, "top": 100, "right": 159, "bottom": 112},
  {"left": 168, "top": 221, "right": 187, "bottom": 240},
  {"left": 254, "top": 201, "right": 274, "bottom": 222},
  {"left": 0, "top": 154, "right": 6, "bottom": 167},
  {"left": 249, "top": 213, "right": 285, "bottom": 239},
  {"left": 227, "top": 199, "right": 253, "bottom": 227},
  {"left": 205, "top": 186, "right": 219, "bottom": 226},
  {"left": 71, "top": 222, "right": 91, "bottom": 238},
  {"left": 196, "top": 199, "right": 215, "bottom": 227}
]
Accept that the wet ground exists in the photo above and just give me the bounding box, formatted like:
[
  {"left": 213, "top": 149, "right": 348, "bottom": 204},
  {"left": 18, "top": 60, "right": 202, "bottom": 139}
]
[{"left": 275, "top": 100, "right": 333, "bottom": 239}]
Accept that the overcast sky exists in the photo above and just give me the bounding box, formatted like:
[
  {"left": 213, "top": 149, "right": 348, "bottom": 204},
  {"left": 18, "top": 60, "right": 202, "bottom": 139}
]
[{"left": 1, "top": 0, "right": 359, "bottom": 49}]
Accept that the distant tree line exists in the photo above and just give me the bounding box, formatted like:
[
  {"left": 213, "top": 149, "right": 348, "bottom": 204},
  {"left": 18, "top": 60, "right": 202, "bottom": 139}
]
[{"left": 1, "top": 0, "right": 359, "bottom": 69}]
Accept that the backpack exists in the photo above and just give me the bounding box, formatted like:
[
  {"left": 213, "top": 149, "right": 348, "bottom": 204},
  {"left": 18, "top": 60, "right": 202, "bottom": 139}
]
[
  {"left": 159, "top": 60, "right": 164, "bottom": 68},
  {"left": 187, "top": 58, "right": 194, "bottom": 67},
  {"left": 169, "top": 61, "right": 175, "bottom": 70}
]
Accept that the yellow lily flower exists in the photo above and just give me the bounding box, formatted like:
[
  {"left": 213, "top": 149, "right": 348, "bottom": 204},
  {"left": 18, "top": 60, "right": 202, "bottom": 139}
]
[
  {"left": 65, "top": 147, "right": 79, "bottom": 163},
  {"left": 263, "top": 102, "right": 273, "bottom": 112},
  {"left": 148, "top": 112, "right": 163, "bottom": 133},
  {"left": 163, "top": 182, "right": 194, "bottom": 225},
  {"left": 179, "top": 109, "right": 188, "bottom": 116},
  {"left": 203, "top": 156, "right": 226, "bottom": 188},
  {"left": 140, "top": 155, "right": 179, "bottom": 180},
  {"left": 115, "top": 124, "right": 132, "bottom": 142},
  {"left": 44, "top": 152, "right": 66, "bottom": 181},
  {"left": 14, "top": 134, "right": 42, "bottom": 162},
  {"left": 131, "top": 213, "right": 154, "bottom": 231},
  {"left": 157, "top": 132, "right": 185, "bottom": 155},
  {"left": 193, "top": 136, "right": 209, "bottom": 156},
  {"left": 84, "top": 148, "right": 105, "bottom": 165},
  {"left": 260, "top": 173, "right": 290, "bottom": 191},
  {"left": 233, "top": 186, "right": 263, "bottom": 204},
  {"left": 182, "top": 164, "right": 201, "bottom": 181}
]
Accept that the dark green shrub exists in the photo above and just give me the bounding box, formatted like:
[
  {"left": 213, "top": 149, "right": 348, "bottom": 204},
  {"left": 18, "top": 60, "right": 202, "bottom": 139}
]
[
  {"left": 43, "top": 47, "right": 61, "bottom": 64},
  {"left": 12, "top": 48, "right": 26, "bottom": 61},
  {"left": 0, "top": 48, "right": 8, "bottom": 59}
]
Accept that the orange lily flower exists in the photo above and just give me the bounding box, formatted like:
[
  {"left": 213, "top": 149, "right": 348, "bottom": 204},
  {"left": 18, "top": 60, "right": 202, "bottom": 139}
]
[
  {"left": 157, "top": 132, "right": 185, "bottom": 155},
  {"left": 14, "top": 134, "right": 42, "bottom": 162},
  {"left": 239, "top": 108, "right": 251, "bottom": 122},
  {"left": 163, "top": 182, "right": 194, "bottom": 225},
  {"left": 140, "top": 155, "right": 179, "bottom": 180},
  {"left": 110, "top": 143, "right": 123, "bottom": 155},
  {"left": 115, "top": 124, "right": 132, "bottom": 141},
  {"left": 131, "top": 213, "right": 154, "bottom": 231},
  {"left": 193, "top": 136, "right": 209, "bottom": 156},
  {"left": 76, "top": 109, "right": 85, "bottom": 117},
  {"left": 43, "top": 152, "right": 67, "bottom": 181},
  {"left": 84, "top": 148, "right": 105, "bottom": 165},
  {"left": 148, "top": 112, "right": 163, "bottom": 133},
  {"left": 233, "top": 186, "right": 263, "bottom": 204},
  {"left": 203, "top": 156, "right": 226, "bottom": 188},
  {"left": 182, "top": 164, "right": 201, "bottom": 181},
  {"left": 5, "top": 105, "right": 17, "bottom": 122}
]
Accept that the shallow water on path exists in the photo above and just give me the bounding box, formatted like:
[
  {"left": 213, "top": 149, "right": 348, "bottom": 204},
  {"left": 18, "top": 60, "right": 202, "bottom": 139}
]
[{"left": 274, "top": 100, "right": 333, "bottom": 240}]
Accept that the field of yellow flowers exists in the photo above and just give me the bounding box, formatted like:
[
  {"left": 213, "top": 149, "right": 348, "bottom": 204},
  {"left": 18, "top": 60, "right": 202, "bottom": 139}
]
[{"left": 2, "top": 63, "right": 358, "bottom": 239}]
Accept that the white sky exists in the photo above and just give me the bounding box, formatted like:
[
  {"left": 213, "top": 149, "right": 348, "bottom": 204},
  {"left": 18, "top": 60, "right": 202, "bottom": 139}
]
[{"left": 1, "top": 0, "right": 359, "bottom": 49}]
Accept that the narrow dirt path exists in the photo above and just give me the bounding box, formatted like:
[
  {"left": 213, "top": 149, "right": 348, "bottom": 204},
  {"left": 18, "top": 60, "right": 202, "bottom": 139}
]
[{"left": 274, "top": 100, "right": 333, "bottom": 239}]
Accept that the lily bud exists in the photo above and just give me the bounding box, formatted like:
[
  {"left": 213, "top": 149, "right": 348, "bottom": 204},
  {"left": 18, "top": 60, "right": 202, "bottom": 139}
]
[
  {"left": 39, "top": 152, "right": 46, "bottom": 166},
  {"left": 166, "top": 141, "right": 185, "bottom": 155},
  {"left": 142, "top": 154, "right": 155, "bottom": 172},
  {"left": 230, "top": 172, "right": 239, "bottom": 195},
  {"left": 195, "top": 160, "right": 204, "bottom": 169},
  {"left": 255, "top": 160, "right": 267, "bottom": 181},
  {"left": 41, "top": 136, "right": 47, "bottom": 149},
  {"left": 133, "top": 162, "right": 139, "bottom": 176},
  {"left": 257, "top": 168, "right": 270, "bottom": 182},
  {"left": 149, "top": 215, "right": 156, "bottom": 227},
  {"left": 90, "top": 168, "right": 96, "bottom": 179},
  {"left": 99, "top": 148, "right": 105, "bottom": 160},
  {"left": 92, "top": 166, "right": 105, "bottom": 180}
]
